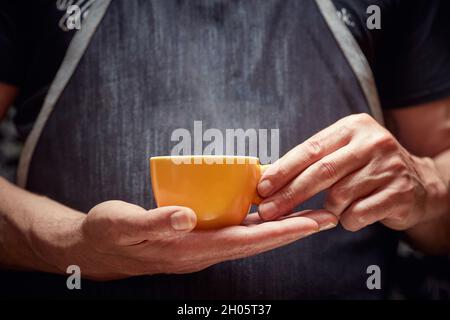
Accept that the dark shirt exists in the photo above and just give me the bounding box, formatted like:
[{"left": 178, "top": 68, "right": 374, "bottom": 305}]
[
  {"left": 0, "top": 0, "right": 96, "bottom": 138},
  {"left": 333, "top": 0, "right": 450, "bottom": 108}
]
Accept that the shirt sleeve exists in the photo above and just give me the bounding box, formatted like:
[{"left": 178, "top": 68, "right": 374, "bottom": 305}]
[
  {"left": 0, "top": 2, "right": 26, "bottom": 86},
  {"left": 374, "top": 0, "right": 450, "bottom": 109}
]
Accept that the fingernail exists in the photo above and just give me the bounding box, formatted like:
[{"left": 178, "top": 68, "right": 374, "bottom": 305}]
[
  {"left": 258, "top": 201, "right": 278, "bottom": 220},
  {"left": 170, "top": 211, "right": 195, "bottom": 231},
  {"left": 258, "top": 179, "right": 274, "bottom": 196},
  {"left": 319, "top": 222, "right": 337, "bottom": 231}
]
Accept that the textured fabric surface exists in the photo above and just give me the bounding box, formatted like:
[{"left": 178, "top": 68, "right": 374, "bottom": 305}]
[
  {"left": 0, "top": 109, "right": 21, "bottom": 182},
  {"left": 22, "top": 0, "right": 399, "bottom": 298}
]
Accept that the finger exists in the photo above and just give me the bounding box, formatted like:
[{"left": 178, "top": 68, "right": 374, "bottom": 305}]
[
  {"left": 120, "top": 205, "right": 197, "bottom": 243},
  {"left": 258, "top": 118, "right": 354, "bottom": 197},
  {"left": 325, "top": 161, "right": 394, "bottom": 216},
  {"left": 298, "top": 210, "right": 338, "bottom": 231},
  {"left": 259, "top": 143, "right": 369, "bottom": 220},
  {"left": 242, "top": 212, "right": 265, "bottom": 226},
  {"left": 243, "top": 210, "right": 338, "bottom": 231},
  {"left": 339, "top": 187, "right": 399, "bottom": 232},
  {"left": 242, "top": 211, "right": 319, "bottom": 226},
  {"left": 185, "top": 216, "right": 320, "bottom": 263}
]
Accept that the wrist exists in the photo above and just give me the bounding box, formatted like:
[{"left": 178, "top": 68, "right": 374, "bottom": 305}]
[
  {"left": 29, "top": 207, "right": 87, "bottom": 275},
  {"left": 404, "top": 155, "right": 450, "bottom": 254},
  {"left": 414, "top": 156, "right": 449, "bottom": 224}
]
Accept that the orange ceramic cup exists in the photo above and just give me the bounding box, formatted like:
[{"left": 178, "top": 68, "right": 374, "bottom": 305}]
[{"left": 150, "top": 155, "right": 269, "bottom": 229}]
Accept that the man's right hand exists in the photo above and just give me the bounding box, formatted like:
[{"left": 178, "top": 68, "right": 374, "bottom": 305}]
[{"left": 65, "top": 200, "right": 337, "bottom": 280}]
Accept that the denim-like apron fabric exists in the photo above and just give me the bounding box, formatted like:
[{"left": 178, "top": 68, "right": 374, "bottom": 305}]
[{"left": 19, "top": 0, "right": 398, "bottom": 298}]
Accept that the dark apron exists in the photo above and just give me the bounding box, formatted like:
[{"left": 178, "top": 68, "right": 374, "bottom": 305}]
[{"left": 17, "top": 0, "right": 398, "bottom": 299}]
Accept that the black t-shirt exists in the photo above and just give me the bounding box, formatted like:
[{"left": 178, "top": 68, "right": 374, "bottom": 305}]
[
  {"left": 333, "top": 0, "right": 450, "bottom": 108},
  {"left": 1, "top": 0, "right": 450, "bottom": 139},
  {"left": 0, "top": 0, "right": 95, "bottom": 137}
]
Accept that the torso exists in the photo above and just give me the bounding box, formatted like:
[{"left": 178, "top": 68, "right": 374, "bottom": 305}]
[{"left": 23, "top": 0, "right": 398, "bottom": 298}]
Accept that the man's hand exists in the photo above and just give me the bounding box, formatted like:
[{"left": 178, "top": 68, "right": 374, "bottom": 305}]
[
  {"left": 257, "top": 113, "right": 449, "bottom": 233},
  {"left": 0, "top": 175, "right": 336, "bottom": 279},
  {"left": 60, "top": 201, "right": 337, "bottom": 280}
]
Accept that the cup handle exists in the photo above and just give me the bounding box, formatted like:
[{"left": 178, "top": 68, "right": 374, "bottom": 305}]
[{"left": 252, "top": 164, "right": 271, "bottom": 205}]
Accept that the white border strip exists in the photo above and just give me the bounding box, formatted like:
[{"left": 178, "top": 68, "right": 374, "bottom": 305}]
[
  {"left": 17, "top": 0, "right": 111, "bottom": 187},
  {"left": 315, "top": 0, "right": 384, "bottom": 125}
]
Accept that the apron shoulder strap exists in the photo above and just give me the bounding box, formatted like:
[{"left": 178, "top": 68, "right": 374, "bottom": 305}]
[
  {"left": 315, "top": 0, "right": 384, "bottom": 125},
  {"left": 17, "top": 0, "right": 112, "bottom": 187}
]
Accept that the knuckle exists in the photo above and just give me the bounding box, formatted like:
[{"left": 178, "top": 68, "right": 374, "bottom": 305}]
[
  {"left": 340, "top": 218, "right": 360, "bottom": 232},
  {"left": 394, "top": 175, "right": 416, "bottom": 199},
  {"left": 397, "top": 174, "right": 414, "bottom": 188},
  {"left": 279, "top": 187, "right": 297, "bottom": 208},
  {"left": 277, "top": 162, "right": 291, "bottom": 179},
  {"left": 337, "top": 124, "right": 353, "bottom": 138},
  {"left": 372, "top": 133, "right": 397, "bottom": 151},
  {"left": 304, "top": 140, "right": 323, "bottom": 160},
  {"left": 346, "top": 148, "right": 361, "bottom": 162},
  {"left": 394, "top": 208, "right": 409, "bottom": 221},
  {"left": 327, "top": 185, "right": 347, "bottom": 206},
  {"left": 340, "top": 207, "right": 365, "bottom": 232},
  {"left": 317, "top": 160, "right": 338, "bottom": 180},
  {"left": 387, "top": 156, "right": 407, "bottom": 172},
  {"left": 349, "top": 113, "right": 373, "bottom": 125},
  {"left": 327, "top": 187, "right": 340, "bottom": 204}
]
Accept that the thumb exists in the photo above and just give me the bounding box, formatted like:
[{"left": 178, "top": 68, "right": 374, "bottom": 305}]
[{"left": 129, "top": 206, "right": 197, "bottom": 240}]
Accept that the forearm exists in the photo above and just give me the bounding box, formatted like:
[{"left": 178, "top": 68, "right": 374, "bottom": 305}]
[
  {"left": 406, "top": 149, "right": 450, "bottom": 254},
  {"left": 0, "top": 176, "right": 85, "bottom": 274}
]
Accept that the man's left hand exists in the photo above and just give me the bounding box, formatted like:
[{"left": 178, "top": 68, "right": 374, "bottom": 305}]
[{"left": 257, "top": 113, "right": 449, "bottom": 232}]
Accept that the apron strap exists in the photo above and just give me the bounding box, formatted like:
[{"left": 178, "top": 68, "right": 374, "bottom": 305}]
[
  {"left": 315, "top": 0, "right": 384, "bottom": 126},
  {"left": 17, "top": 0, "right": 111, "bottom": 188}
]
